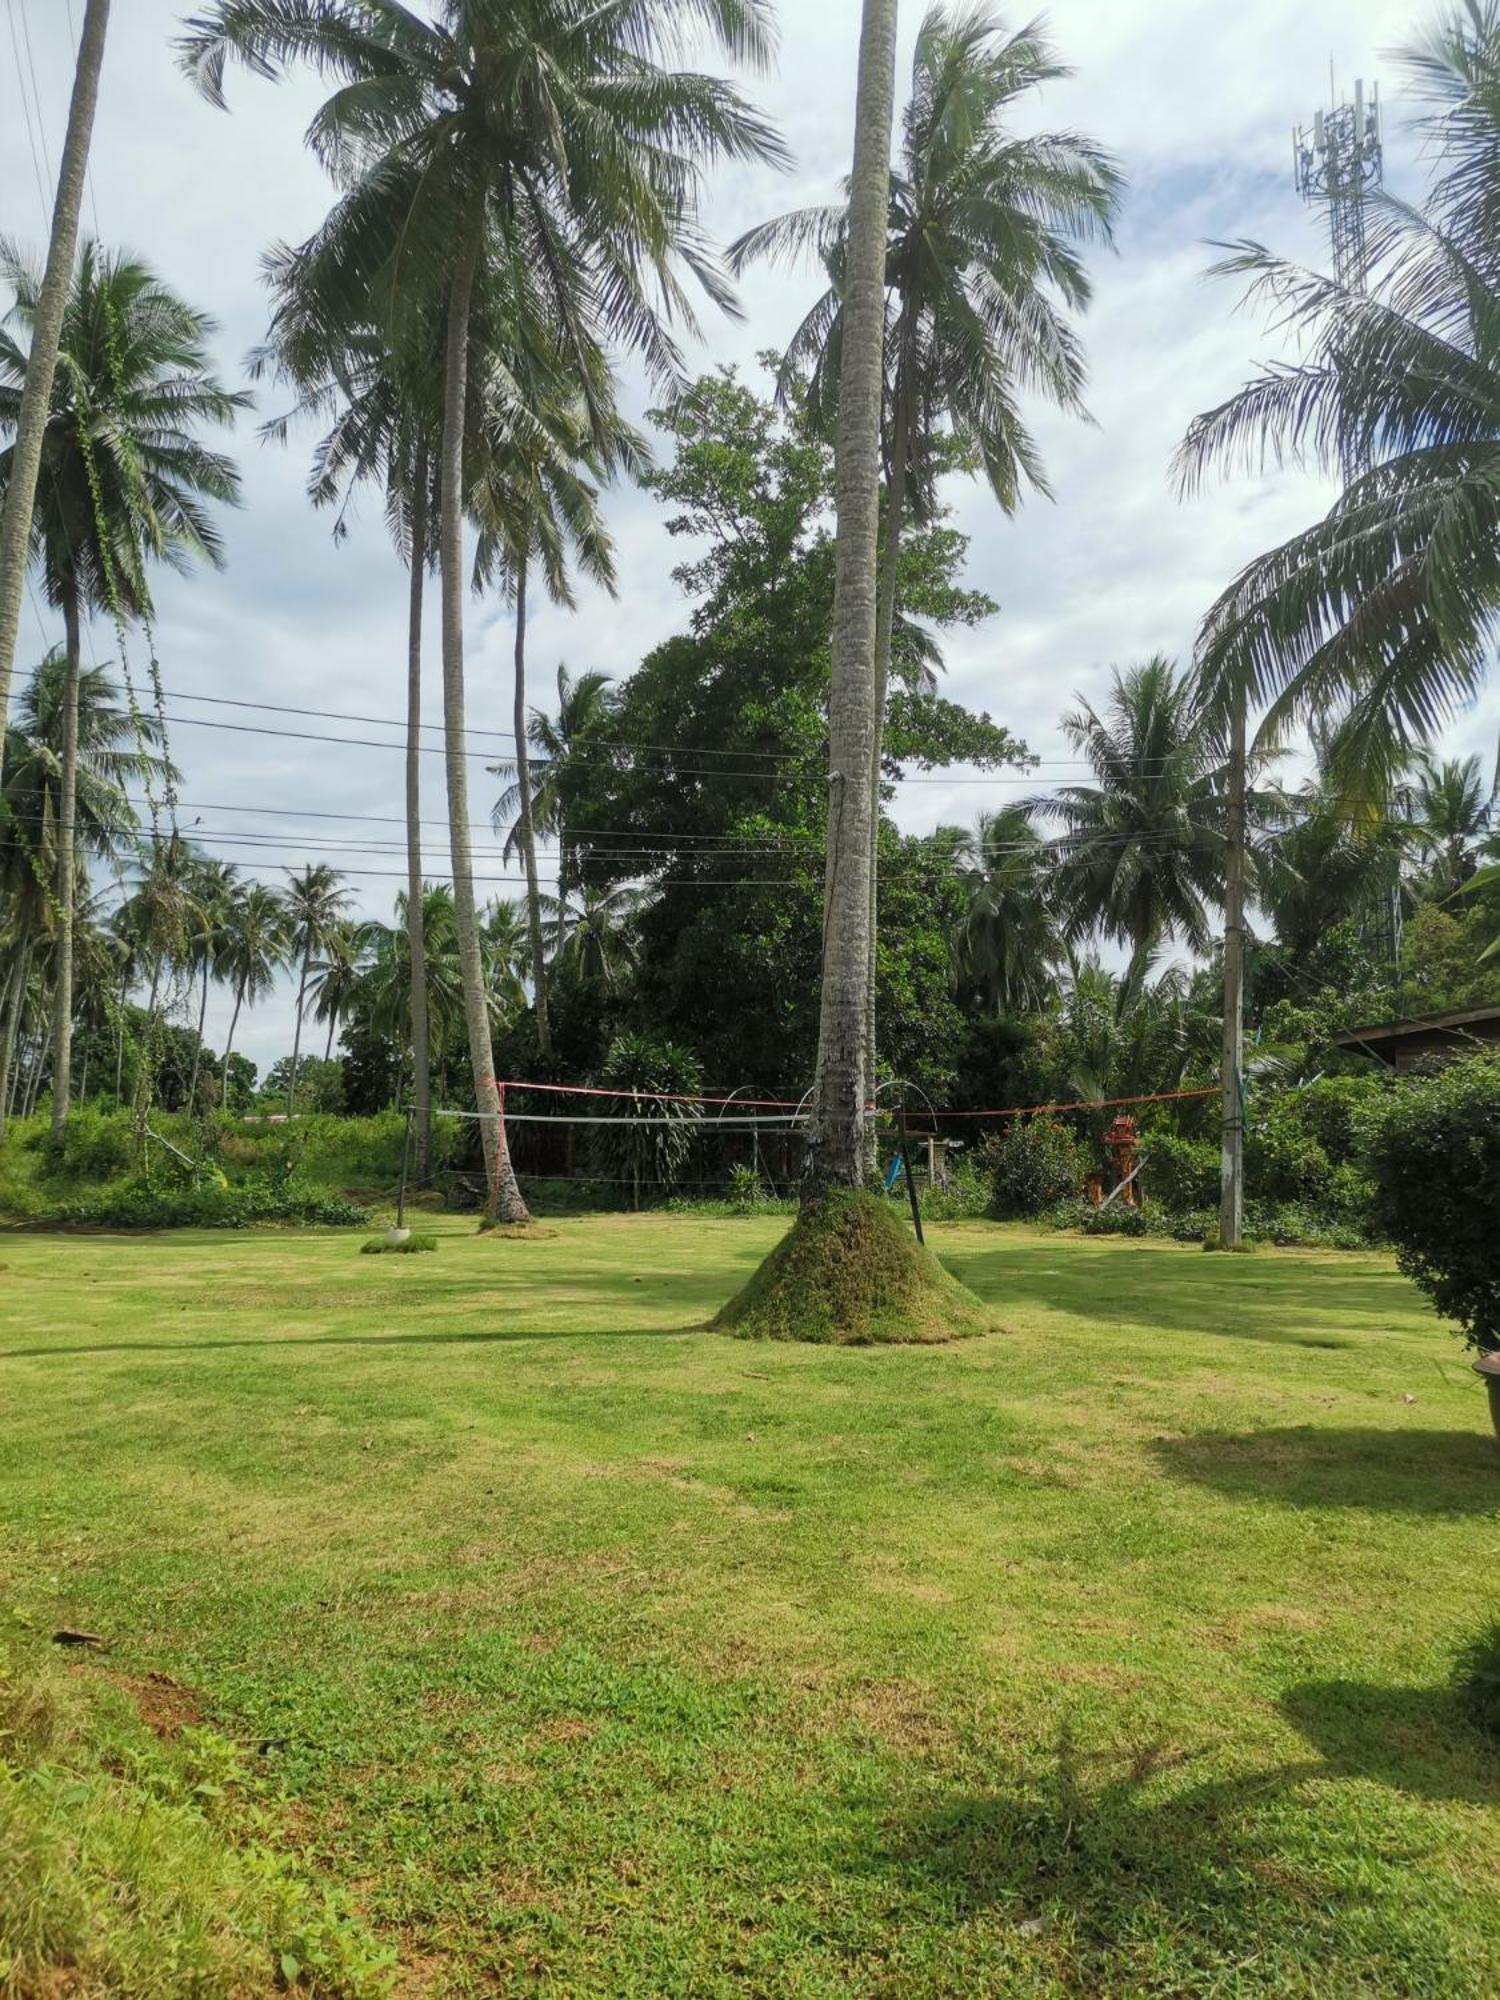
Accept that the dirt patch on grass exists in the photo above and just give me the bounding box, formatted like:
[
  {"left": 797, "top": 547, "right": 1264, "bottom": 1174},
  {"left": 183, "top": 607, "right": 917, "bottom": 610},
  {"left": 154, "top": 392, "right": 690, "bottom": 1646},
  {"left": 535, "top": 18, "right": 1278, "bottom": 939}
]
[
  {"left": 530, "top": 1716, "right": 596, "bottom": 1748},
  {"left": 847, "top": 1679, "right": 957, "bottom": 1754},
  {"left": 114, "top": 1669, "right": 204, "bottom": 1739}
]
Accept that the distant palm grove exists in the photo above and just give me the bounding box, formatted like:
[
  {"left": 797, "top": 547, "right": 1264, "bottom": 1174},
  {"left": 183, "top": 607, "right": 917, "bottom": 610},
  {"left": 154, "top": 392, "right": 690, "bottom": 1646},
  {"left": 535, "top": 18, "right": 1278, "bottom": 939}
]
[{"left": 3, "top": 0, "right": 1500, "bottom": 1227}]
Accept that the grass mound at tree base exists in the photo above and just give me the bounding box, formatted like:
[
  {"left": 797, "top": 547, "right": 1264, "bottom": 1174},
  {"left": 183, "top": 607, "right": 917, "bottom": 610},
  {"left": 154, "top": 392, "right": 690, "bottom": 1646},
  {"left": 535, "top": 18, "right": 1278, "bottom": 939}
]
[{"left": 713, "top": 1189, "right": 994, "bottom": 1344}]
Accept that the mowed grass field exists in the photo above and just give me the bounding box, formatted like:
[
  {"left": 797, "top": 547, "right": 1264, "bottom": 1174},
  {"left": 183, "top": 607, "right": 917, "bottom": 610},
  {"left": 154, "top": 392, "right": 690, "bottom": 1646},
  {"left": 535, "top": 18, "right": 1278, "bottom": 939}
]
[{"left": 2, "top": 1215, "right": 1499, "bottom": 1997}]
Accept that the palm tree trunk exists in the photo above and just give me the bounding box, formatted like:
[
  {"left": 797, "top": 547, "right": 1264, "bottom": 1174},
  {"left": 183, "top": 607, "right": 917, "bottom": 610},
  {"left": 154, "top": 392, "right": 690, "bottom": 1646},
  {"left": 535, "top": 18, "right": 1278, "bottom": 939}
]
[
  {"left": 513, "top": 556, "right": 552, "bottom": 1058},
  {"left": 406, "top": 444, "right": 433, "bottom": 1178},
  {"left": 287, "top": 943, "right": 310, "bottom": 1117},
  {"left": 188, "top": 960, "right": 210, "bottom": 1113},
  {"left": 863, "top": 388, "right": 911, "bottom": 1168},
  {"left": 0, "top": 941, "right": 31, "bottom": 1140},
  {"left": 223, "top": 976, "right": 244, "bottom": 1077},
  {"left": 439, "top": 205, "right": 529, "bottom": 1226},
  {"left": 0, "top": 0, "right": 110, "bottom": 724},
  {"left": 1218, "top": 691, "right": 1247, "bottom": 1248},
  {"left": 49, "top": 583, "right": 84, "bottom": 1136},
  {"left": 324, "top": 1010, "right": 336, "bottom": 1063},
  {"left": 114, "top": 965, "right": 127, "bottom": 1105},
  {"left": 811, "top": 0, "right": 899, "bottom": 1194},
  {"left": 22, "top": 991, "right": 46, "bottom": 1119}
]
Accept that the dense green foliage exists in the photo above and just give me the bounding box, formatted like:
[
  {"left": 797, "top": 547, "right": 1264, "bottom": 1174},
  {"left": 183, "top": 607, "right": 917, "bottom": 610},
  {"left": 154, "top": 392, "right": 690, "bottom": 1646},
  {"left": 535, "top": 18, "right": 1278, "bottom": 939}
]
[
  {"left": 982, "top": 1117, "right": 1090, "bottom": 1219},
  {"left": 1367, "top": 1054, "right": 1500, "bottom": 1349}
]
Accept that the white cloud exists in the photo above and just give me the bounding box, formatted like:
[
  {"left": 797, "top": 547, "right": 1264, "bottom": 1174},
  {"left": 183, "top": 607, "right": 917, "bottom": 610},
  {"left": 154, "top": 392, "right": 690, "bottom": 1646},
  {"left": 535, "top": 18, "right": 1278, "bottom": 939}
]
[{"left": 1, "top": 0, "right": 1488, "bottom": 1069}]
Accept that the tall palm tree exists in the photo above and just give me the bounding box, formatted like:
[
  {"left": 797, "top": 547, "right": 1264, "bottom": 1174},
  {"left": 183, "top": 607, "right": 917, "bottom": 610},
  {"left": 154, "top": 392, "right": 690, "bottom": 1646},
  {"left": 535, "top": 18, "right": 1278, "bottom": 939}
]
[
  {"left": 733, "top": 5, "right": 1120, "bottom": 1106},
  {"left": 282, "top": 863, "right": 351, "bottom": 1116},
  {"left": 491, "top": 663, "right": 616, "bottom": 958},
  {"left": 473, "top": 399, "right": 627, "bottom": 1056},
  {"left": 1040, "top": 658, "right": 1225, "bottom": 961},
  {"left": 0, "top": 241, "right": 244, "bottom": 1133},
  {"left": 183, "top": 856, "right": 240, "bottom": 1113},
  {"left": 803, "top": 0, "right": 899, "bottom": 1188},
  {"left": 181, "top": 0, "right": 786, "bottom": 1224},
  {"left": 115, "top": 835, "right": 204, "bottom": 1128},
  {"left": 1407, "top": 750, "right": 1493, "bottom": 899},
  {"left": 1175, "top": 2, "right": 1500, "bottom": 794},
  {"left": 308, "top": 915, "right": 364, "bottom": 1061},
  {"left": 252, "top": 270, "right": 445, "bottom": 1175},
  {"left": 218, "top": 879, "right": 291, "bottom": 1081},
  {"left": 1, "top": 651, "right": 170, "bottom": 1130},
  {"left": 0, "top": 0, "right": 111, "bottom": 723},
  {"left": 955, "top": 804, "right": 1060, "bottom": 1014},
  {"left": 538, "top": 882, "right": 648, "bottom": 993}
]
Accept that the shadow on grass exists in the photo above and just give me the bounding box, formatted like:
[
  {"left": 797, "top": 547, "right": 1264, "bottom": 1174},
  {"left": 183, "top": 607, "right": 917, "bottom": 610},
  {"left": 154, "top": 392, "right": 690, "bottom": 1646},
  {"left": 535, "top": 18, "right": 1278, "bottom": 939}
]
[
  {"left": 874, "top": 1736, "right": 1335, "bottom": 1968},
  {"left": 945, "top": 1235, "right": 1414, "bottom": 1351},
  {"left": 1152, "top": 1425, "right": 1499, "bottom": 1514},
  {"left": 0, "top": 1323, "right": 704, "bottom": 1360},
  {"left": 1280, "top": 1678, "right": 1498, "bottom": 1805}
]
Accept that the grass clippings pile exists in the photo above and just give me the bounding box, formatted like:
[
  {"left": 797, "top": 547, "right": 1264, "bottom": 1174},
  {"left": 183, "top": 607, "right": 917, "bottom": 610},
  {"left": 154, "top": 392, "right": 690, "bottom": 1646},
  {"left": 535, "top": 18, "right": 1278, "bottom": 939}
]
[{"left": 714, "top": 1188, "right": 994, "bottom": 1344}]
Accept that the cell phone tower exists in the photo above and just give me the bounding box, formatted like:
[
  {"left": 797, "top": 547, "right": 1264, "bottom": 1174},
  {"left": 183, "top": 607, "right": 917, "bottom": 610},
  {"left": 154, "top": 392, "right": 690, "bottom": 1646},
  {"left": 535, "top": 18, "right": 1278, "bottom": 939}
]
[
  {"left": 1294, "top": 75, "right": 1383, "bottom": 295},
  {"left": 1294, "top": 77, "right": 1384, "bottom": 481}
]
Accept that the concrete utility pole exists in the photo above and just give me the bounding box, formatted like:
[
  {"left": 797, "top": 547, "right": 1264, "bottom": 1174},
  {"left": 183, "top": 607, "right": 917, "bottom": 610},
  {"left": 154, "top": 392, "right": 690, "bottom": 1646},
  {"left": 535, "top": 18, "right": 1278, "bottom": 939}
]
[{"left": 0, "top": 0, "right": 112, "bottom": 728}]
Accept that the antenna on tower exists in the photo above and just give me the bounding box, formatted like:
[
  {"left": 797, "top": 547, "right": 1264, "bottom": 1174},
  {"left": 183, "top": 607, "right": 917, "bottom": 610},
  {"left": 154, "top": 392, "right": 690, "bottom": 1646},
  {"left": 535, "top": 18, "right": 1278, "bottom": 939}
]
[
  {"left": 1294, "top": 73, "right": 1383, "bottom": 294},
  {"left": 1293, "top": 72, "right": 1383, "bottom": 480}
]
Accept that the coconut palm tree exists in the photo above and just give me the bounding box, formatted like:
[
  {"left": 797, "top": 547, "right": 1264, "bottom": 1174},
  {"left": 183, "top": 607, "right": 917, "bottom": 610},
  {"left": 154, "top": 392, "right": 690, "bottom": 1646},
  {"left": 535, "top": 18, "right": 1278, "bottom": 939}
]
[
  {"left": 1, "top": 650, "right": 172, "bottom": 1128},
  {"left": 1039, "top": 658, "right": 1226, "bottom": 961},
  {"left": 955, "top": 804, "right": 1060, "bottom": 1014},
  {"left": 539, "top": 882, "right": 649, "bottom": 993},
  {"left": 1407, "top": 750, "right": 1494, "bottom": 899},
  {"left": 1175, "top": 2, "right": 1500, "bottom": 794},
  {"left": 183, "top": 856, "right": 240, "bottom": 1112},
  {"left": 281, "top": 863, "right": 352, "bottom": 1116},
  {"left": 218, "top": 879, "right": 291, "bottom": 1081},
  {"left": 115, "top": 835, "right": 204, "bottom": 1126},
  {"left": 472, "top": 398, "right": 629, "bottom": 1056},
  {"left": 0, "top": 240, "right": 244, "bottom": 1132},
  {"left": 308, "top": 916, "right": 364, "bottom": 1062},
  {"left": 733, "top": 5, "right": 1121, "bottom": 1100},
  {"left": 181, "top": 0, "right": 786, "bottom": 1223},
  {"left": 0, "top": 0, "right": 112, "bottom": 723},
  {"left": 251, "top": 266, "right": 446, "bottom": 1173},
  {"left": 491, "top": 663, "right": 616, "bottom": 958}
]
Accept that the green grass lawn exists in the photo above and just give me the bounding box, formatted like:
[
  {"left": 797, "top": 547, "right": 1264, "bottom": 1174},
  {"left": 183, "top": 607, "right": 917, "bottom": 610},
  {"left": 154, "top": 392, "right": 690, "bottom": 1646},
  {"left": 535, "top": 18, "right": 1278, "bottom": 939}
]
[{"left": 2, "top": 1215, "right": 1498, "bottom": 1997}]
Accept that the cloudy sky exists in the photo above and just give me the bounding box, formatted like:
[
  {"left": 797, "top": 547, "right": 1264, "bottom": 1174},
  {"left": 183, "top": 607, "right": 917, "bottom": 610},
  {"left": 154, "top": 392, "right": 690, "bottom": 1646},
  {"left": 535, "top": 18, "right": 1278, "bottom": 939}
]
[{"left": 5, "top": 0, "right": 1493, "bottom": 1073}]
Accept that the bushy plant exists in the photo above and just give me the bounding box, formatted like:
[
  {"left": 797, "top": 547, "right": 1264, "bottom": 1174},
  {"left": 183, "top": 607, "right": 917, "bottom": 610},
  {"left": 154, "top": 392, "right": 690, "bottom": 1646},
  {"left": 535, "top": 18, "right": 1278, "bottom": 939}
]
[
  {"left": 35, "top": 1106, "right": 136, "bottom": 1184},
  {"left": 1245, "top": 1105, "right": 1333, "bottom": 1205},
  {"left": 587, "top": 1033, "right": 704, "bottom": 1208},
  {"left": 920, "top": 1154, "right": 990, "bottom": 1221},
  {"left": 52, "top": 1173, "right": 366, "bottom": 1230},
  {"left": 1142, "top": 1130, "right": 1218, "bottom": 1212},
  {"left": 1367, "top": 1053, "right": 1500, "bottom": 1349},
  {"left": 727, "top": 1162, "right": 765, "bottom": 1210},
  {"left": 982, "top": 1117, "right": 1089, "bottom": 1219}
]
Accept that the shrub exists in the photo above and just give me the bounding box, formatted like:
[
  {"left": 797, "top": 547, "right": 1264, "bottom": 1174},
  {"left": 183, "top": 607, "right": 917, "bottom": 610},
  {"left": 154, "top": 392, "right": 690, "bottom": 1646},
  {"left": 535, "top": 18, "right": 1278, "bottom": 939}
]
[
  {"left": 1142, "top": 1131, "right": 1218, "bottom": 1213},
  {"left": 1367, "top": 1054, "right": 1500, "bottom": 1348},
  {"left": 920, "top": 1154, "right": 989, "bottom": 1221},
  {"left": 1245, "top": 1106, "right": 1332, "bottom": 1205},
  {"left": 587, "top": 1033, "right": 704, "bottom": 1207},
  {"left": 982, "top": 1118, "right": 1089, "bottom": 1220},
  {"left": 51, "top": 1173, "right": 366, "bottom": 1231},
  {"left": 35, "top": 1106, "right": 136, "bottom": 1184},
  {"left": 726, "top": 1162, "right": 765, "bottom": 1210}
]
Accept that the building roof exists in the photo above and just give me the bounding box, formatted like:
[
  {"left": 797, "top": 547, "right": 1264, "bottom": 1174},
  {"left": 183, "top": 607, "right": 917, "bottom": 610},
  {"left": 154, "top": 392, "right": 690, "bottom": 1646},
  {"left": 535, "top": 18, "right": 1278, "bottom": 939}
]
[{"left": 1330, "top": 1003, "right": 1500, "bottom": 1055}]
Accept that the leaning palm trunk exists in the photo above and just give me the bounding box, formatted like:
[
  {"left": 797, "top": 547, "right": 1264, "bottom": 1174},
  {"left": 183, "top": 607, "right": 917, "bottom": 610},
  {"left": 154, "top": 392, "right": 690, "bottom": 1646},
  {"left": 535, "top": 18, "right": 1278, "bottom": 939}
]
[
  {"left": 0, "top": 941, "right": 31, "bottom": 1139},
  {"left": 222, "top": 973, "right": 246, "bottom": 1092},
  {"left": 513, "top": 556, "right": 551, "bottom": 1057},
  {"left": 48, "top": 586, "right": 83, "bottom": 1135},
  {"left": 405, "top": 445, "right": 433, "bottom": 1177},
  {"left": 811, "top": 0, "right": 899, "bottom": 1193},
  {"left": 439, "top": 210, "right": 529, "bottom": 1226},
  {"left": 286, "top": 945, "right": 310, "bottom": 1117},
  {"left": 189, "top": 961, "right": 210, "bottom": 1112},
  {"left": 0, "top": 0, "right": 110, "bottom": 723}
]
